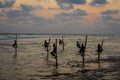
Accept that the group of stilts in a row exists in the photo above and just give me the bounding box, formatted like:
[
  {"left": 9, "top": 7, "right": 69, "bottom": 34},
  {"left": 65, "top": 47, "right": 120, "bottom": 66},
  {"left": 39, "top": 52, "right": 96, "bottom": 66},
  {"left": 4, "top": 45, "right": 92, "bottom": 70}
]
[
  {"left": 76, "top": 35, "right": 103, "bottom": 65},
  {"left": 43, "top": 37, "right": 66, "bottom": 68},
  {"left": 42, "top": 35, "right": 104, "bottom": 67},
  {"left": 43, "top": 37, "right": 65, "bottom": 58},
  {"left": 12, "top": 35, "right": 103, "bottom": 68}
]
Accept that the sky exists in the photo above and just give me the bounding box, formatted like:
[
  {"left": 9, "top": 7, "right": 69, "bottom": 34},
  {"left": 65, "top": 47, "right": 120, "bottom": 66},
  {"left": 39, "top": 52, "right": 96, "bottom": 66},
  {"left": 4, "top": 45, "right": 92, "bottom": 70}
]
[{"left": 0, "top": 0, "right": 120, "bottom": 34}]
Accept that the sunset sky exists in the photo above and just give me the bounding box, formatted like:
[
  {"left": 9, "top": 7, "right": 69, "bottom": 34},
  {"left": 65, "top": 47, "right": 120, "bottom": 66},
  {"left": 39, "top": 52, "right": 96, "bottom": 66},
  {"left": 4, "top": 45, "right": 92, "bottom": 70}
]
[{"left": 0, "top": 0, "right": 120, "bottom": 34}]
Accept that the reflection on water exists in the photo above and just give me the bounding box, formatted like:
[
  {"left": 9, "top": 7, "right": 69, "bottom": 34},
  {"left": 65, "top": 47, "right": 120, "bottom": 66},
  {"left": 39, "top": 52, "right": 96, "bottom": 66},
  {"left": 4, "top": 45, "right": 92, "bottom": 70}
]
[{"left": 0, "top": 35, "right": 120, "bottom": 80}]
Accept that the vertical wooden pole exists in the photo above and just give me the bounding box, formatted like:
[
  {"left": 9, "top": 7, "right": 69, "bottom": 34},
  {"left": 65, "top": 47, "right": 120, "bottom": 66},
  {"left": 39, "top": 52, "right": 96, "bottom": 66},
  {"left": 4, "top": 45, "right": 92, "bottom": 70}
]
[
  {"left": 15, "top": 34, "right": 17, "bottom": 57},
  {"left": 98, "top": 52, "right": 100, "bottom": 61},
  {"left": 101, "top": 40, "right": 104, "bottom": 47},
  {"left": 98, "top": 40, "right": 104, "bottom": 61},
  {"left": 85, "top": 35, "right": 88, "bottom": 48},
  {"left": 82, "top": 35, "right": 88, "bottom": 66},
  {"left": 49, "top": 37, "right": 51, "bottom": 44},
  {"left": 82, "top": 54, "right": 85, "bottom": 66},
  {"left": 55, "top": 39, "right": 58, "bottom": 68},
  {"left": 79, "top": 39, "right": 81, "bottom": 47},
  {"left": 62, "top": 36, "right": 64, "bottom": 51},
  {"left": 47, "top": 47, "right": 49, "bottom": 58},
  {"left": 47, "top": 37, "right": 50, "bottom": 58}
]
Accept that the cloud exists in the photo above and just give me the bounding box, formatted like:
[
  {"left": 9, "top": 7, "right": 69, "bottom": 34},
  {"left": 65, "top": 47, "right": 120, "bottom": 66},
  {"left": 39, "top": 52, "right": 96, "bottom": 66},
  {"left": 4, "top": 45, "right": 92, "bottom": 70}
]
[
  {"left": 101, "top": 9, "right": 119, "bottom": 15},
  {"left": 48, "top": 3, "right": 73, "bottom": 11},
  {"left": 96, "top": 15, "right": 120, "bottom": 34},
  {"left": 57, "top": 3, "right": 73, "bottom": 10},
  {"left": 55, "top": 9, "right": 88, "bottom": 17},
  {"left": 101, "top": 15, "right": 120, "bottom": 22},
  {"left": 5, "top": 9, "right": 47, "bottom": 24},
  {"left": 21, "top": 4, "right": 44, "bottom": 12},
  {"left": 102, "top": 15, "right": 113, "bottom": 21},
  {"left": 55, "top": 9, "right": 88, "bottom": 22},
  {"left": 48, "top": 7, "right": 58, "bottom": 10},
  {"left": 30, "top": 16, "right": 45, "bottom": 23},
  {"left": 89, "top": 0, "right": 108, "bottom": 6},
  {"left": 21, "top": 4, "right": 34, "bottom": 12},
  {"left": 6, "top": 10, "right": 31, "bottom": 18},
  {"left": 0, "top": 0, "right": 15, "bottom": 8},
  {"left": 6, "top": 4, "right": 44, "bottom": 19},
  {"left": 4, "top": 7, "right": 48, "bottom": 24},
  {"left": 56, "top": 0, "right": 86, "bottom": 4}
]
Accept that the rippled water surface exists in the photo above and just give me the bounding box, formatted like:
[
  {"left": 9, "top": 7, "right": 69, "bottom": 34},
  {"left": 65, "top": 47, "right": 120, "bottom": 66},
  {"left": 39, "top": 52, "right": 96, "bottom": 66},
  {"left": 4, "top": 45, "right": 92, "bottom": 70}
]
[{"left": 0, "top": 35, "right": 120, "bottom": 80}]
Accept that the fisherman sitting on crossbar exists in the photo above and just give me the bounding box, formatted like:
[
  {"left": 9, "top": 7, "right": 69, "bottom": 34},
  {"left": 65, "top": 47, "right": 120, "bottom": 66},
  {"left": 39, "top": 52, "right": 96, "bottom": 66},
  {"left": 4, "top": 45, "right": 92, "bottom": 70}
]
[{"left": 50, "top": 43, "right": 57, "bottom": 58}]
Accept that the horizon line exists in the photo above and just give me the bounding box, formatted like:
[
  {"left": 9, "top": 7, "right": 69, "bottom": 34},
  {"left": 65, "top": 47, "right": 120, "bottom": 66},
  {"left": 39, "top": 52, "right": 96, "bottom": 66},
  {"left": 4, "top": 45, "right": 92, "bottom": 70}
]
[{"left": 0, "top": 33, "right": 119, "bottom": 35}]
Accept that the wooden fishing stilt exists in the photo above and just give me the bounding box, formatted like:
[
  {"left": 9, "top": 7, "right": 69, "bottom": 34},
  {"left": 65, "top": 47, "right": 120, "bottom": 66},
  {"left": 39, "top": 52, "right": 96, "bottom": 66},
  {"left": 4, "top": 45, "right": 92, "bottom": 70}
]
[
  {"left": 79, "top": 38, "right": 81, "bottom": 47},
  {"left": 62, "top": 36, "right": 64, "bottom": 51},
  {"left": 85, "top": 35, "right": 88, "bottom": 47},
  {"left": 98, "top": 52, "right": 100, "bottom": 61},
  {"left": 47, "top": 47, "right": 49, "bottom": 58},
  {"left": 101, "top": 40, "right": 104, "bottom": 47},
  {"left": 98, "top": 40, "right": 104, "bottom": 61},
  {"left": 49, "top": 37, "right": 51, "bottom": 44},
  {"left": 15, "top": 34, "right": 17, "bottom": 57},
  {"left": 82, "top": 35, "right": 88, "bottom": 66},
  {"left": 47, "top": 37, "right": 50, "bottom": 58},
  {"left": 55, "top": 39, "right": 58, "bottom": 68}
]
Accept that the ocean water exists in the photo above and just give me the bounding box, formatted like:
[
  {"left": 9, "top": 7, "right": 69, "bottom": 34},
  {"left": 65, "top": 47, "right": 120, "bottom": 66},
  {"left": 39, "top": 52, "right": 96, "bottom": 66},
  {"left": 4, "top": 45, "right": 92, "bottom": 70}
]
[{"left": 0, "top": 34, "right": 120, "bottom": 80}]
